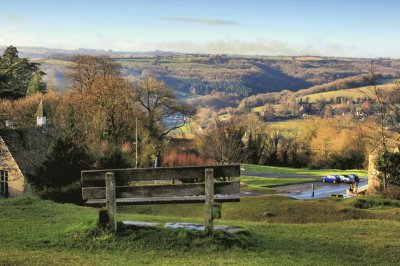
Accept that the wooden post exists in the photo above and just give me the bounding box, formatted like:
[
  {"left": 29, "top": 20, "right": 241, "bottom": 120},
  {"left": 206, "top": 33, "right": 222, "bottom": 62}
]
[
  {"left": 204, "top": 168, "right": 214, "bottom": 235},
  {"left": 105, "top": 172, "right": 117, "bottom": 232},
  {"left": 135, "top": 117, "right": 138, "bottom": 168}
]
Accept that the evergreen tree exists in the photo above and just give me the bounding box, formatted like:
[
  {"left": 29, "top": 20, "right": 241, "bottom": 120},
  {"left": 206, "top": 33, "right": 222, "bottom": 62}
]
[
  {"left": 247, "top": 132, "right": 259, "bottom": 164},
  {"left": 27, "top": 136, "right": 93, "bottom": 204},
  {"left": 376, "top": 151, "right": 400, "bottom": 187},
  {"left": 0, "top": 46, "right": 45, "bottom": 99},
  {"left": 27, "top": 69, "right": 46, "bottom": 96}
]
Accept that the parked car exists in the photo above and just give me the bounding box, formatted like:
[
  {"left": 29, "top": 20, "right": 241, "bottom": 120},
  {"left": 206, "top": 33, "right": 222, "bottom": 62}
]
[
  {"left": 339, "top": 175, "right": 354, "bottom": 184},
  {"left": 347, "top": 174, "right": 360, "bottom": 183},
  {"left": 321, "top": 175, "right": 341, "bottom": 183}
]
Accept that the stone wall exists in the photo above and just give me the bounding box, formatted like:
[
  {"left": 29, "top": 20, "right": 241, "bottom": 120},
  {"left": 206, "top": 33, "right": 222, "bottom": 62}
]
[{"left": 0, "top": 136, "right": 25, "bottom": 197}]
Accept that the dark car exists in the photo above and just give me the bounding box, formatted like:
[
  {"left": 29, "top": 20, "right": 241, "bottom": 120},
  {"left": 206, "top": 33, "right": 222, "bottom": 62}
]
[
  {"left": 321, "top": 175, "right": 341, "bottom": 183},
  {"left": 347, "top": 174, "right": 360, "bottom": 183},
  {"left": 340, "top": 175, "right": 355, "bottom": 184}
]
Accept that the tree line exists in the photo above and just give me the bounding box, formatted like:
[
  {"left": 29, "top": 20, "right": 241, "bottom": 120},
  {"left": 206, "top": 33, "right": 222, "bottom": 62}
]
[
  {"left": 0, "top": 49, "right": 193, "bottom": 203},
  {"left": 0, "top": 46, "right": 46, "bottom": 99}
]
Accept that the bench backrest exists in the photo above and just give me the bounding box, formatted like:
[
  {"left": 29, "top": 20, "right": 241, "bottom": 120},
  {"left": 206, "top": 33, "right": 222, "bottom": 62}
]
[{"left": 81, "top": 165, "right": 241, "bottom": 204}]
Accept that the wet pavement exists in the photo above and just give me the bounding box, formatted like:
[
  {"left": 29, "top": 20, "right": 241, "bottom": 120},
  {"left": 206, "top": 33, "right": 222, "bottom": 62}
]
[
  {"left": 242, "top": 171, "right": 368, "bottom": 199},
  {"left": 274, "top": 178, "right": 368, "bottom": 199}
]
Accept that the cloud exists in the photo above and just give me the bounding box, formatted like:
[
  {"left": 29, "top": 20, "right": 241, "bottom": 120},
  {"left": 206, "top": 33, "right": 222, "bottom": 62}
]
[
  {"left": 160, "top": 17, "right": 239, "bottom": 26},
  {"left": 4, "top": 15, "right": 26, "bottom": 24},
  {"left": 146, "top": 39, "right": 320, "bottom": 56}
]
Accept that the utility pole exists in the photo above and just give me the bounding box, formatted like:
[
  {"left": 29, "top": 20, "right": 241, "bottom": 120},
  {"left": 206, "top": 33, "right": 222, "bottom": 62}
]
[{"left": 135, "top": 117, "right": 138, "bottom": 168}]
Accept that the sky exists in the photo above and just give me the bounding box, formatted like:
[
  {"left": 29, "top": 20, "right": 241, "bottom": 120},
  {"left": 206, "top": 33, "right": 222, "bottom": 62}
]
[{"left": 0, "top": 0, "right": 399, "bottom": 58}]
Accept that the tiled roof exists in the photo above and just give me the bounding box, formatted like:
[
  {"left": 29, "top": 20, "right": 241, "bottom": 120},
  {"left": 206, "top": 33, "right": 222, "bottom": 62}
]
[{"left": 0, "top": 128, "right": 55, "bottom": 175}]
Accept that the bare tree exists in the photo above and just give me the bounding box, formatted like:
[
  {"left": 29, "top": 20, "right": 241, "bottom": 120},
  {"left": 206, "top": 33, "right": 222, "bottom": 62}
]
[
  {"left": 88, "top": 76, "right": 139, "bottom": 144},
  {"left": 67, "top": 55, "right": 120, "bottom": 92},
  {"left": 201, "top": 119, "right": 246, "bottom": 164},
  {"left": 132, "top": 77, "right": 193, "bottom": 141}
]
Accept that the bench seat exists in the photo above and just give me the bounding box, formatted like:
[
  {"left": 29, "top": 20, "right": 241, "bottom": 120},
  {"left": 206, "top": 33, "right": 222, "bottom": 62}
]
[{"left": 85, "top": 194, "right": 240, "bottom": 205}]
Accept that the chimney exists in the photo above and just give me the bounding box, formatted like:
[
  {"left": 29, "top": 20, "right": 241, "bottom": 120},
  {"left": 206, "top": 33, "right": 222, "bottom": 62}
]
[{"left": 35, "top": 99, "right": 46, "bottom": 128}]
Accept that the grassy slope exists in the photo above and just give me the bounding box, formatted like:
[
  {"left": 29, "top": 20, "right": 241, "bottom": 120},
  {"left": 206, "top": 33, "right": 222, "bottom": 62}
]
[
  {"left": 251, "top": 104, "right": 285, "bottom": 113},
  {"left": 240, "top": 175, "right": 318, "bottom": 193},
  {"left": 243, "top": 164, "right": 367, "bottom": 177},
  {"left": 298, "top": 83, "right": 397, "bottom": 103},
  {"left": 1, "top": 196, "right": 400, "bottom": 265}
]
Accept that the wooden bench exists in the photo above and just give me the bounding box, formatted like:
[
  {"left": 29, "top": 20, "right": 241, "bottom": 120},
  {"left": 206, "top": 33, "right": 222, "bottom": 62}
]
[{"left": 81, "top": 165, "right": 241, "bottom": 234}]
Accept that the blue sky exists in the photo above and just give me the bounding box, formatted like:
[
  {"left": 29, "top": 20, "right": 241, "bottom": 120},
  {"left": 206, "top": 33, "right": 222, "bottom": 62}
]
[{"left": 0, "top": 0, "right": 399, "bottom": 57}]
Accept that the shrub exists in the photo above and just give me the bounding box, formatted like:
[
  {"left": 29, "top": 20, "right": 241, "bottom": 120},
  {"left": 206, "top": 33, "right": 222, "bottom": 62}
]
[
  {"left": 96, "top": 149, "right": 133, "bottom": 169},
  {"left": 162, "top": 150, "right": 215, "bottom": 167}
]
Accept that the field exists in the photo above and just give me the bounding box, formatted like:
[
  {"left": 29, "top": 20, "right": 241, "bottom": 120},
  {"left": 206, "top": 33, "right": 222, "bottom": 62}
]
[
  {"left": 298, "top": 83, "right": 398, "bottom": 103},
  {"left": 240, "top": 175, "right": 317, "bottom": 192},
  {"left": 251, "top": 104, "right": 285, "bottom": 113},
  {"left": 1, "top": 195, "right": 400, "bottom": 265},
  {"left": 0, "top": 164, "right": 391, "bottom": 265}
]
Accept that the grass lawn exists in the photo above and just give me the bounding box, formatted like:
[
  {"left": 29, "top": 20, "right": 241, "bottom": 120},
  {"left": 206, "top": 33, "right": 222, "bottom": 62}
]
[
  {"left": 243, "top": 164, "right": 368, "bottom": 177},
  {"left": 1, "top": 195, "right": 400, "bottom": 265},
  {"left": 240, "top": 175, "right": 318, "bottom": 193}
]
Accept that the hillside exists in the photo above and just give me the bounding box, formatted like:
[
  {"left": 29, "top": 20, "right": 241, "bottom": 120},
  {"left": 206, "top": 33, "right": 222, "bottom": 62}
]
[
  {"left": 297, "top": 82, "right": 398, "bottom": 103},
  {"left": 33, "top": 51, "right": 400, "bottom": 99}
]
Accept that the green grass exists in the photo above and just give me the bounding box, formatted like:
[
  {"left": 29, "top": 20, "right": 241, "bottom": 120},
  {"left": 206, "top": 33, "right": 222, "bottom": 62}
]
[
  {"left": 299, "top": 83, "right": 398, "bottom": 103},
  {"left": 251, "top": 104, "right": 284, "bottom": 113},
  {"left": 240, "top": 175, "right": 318, "bottom": 193},
  {"left": 266, "top": 119, "right": 309, "bottom": 130},
  {"left": 243, "top": 164, "right": 367, "bottom": 177},
  {"left": 1, "top": 195, "right": 400, "bottom": 265}
]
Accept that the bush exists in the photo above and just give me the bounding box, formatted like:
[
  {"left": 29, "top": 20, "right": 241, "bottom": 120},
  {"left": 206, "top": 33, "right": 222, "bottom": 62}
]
[
  {"left": 96, "top": 149, "right": 133, "bottom": 169},
  {"left": 162, "top": 149, "right": 215, "bottom": 167},
  {"left": 376, "top": 151, "right": 400, "bottom": 186}
]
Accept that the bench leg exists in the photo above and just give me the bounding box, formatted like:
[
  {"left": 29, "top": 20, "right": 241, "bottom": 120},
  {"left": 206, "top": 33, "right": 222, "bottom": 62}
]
[
  {"left": 106, "top": 172, "right": 117, "bottom": 232},
  {"left": 99, "top": 208, "right": 109, "bottom": 225},
  {"left": 213, "top": 203, "right": 222, "bottom": 219},
  {"left": 204, "top": 168, "right": 214, "bottom": 235}
]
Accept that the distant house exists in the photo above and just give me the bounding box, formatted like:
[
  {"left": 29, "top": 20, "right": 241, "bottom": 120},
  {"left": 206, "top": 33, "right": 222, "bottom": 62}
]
[
  {"left": 0, "top": 100, "right": 53, "bottom": 198},
  {"left": 36, "top": 99, "right": 47, "bottom": 128}
]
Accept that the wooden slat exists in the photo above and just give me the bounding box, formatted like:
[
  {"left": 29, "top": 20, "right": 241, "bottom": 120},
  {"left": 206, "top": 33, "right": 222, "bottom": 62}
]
[
  {"left": 82, "top": 181, "right": 240, "bottom": 201},
  {"left": 81, "top": 165, "right": 240, "bottom": 186},
  {"left": 85, "top": 194, "right": 240, "bottom": 206}
]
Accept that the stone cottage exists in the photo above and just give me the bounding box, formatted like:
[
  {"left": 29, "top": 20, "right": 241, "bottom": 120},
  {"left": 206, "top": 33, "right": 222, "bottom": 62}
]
[
  {"left": 0, "top": 128, "right": 53, "bottom": 197},
  {"left": 0, "top": 99, "right": 53, "bottom": 198}
]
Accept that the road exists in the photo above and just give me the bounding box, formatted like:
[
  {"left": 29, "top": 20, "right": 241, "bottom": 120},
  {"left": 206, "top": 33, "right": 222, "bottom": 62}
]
[
  {"left": 242, "top": 171, "right": 367, "bottom": 199},
  {"left": 273, "top": 178, "right": 367, "bottom": 199}
]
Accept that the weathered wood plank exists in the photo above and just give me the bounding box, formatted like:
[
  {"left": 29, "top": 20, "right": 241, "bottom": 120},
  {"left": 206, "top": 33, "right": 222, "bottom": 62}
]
[
  {"left": 82, "top": 181, "right": 240, "bottom": 200},
  {"left": 81, "top": 165, "right": 240, "bottom": 186},
  {"left": 204, "top": 168, "right": 214, "bottom": 235},
  {"left": 85, "top": 194, "right": 240, "bottom": 205}
]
